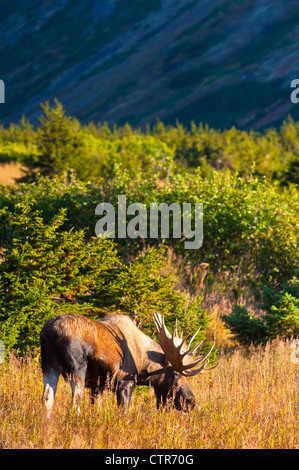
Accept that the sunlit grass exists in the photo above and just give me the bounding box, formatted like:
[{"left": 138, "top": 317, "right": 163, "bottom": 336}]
[{"left": 0, "top": 340, "right": 297, "bottom": 449}]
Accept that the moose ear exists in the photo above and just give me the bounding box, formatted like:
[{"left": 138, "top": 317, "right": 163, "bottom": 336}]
[
  {"left": 147, "top": 350, "right": 166, "bottom": 364},
  {"left": 162, "top": 353, "right": 169, "bottom": 366}
]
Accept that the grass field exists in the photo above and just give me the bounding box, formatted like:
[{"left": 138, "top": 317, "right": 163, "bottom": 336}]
[{"left": 0, "top": 339, "right": 297, "bottom": 449}]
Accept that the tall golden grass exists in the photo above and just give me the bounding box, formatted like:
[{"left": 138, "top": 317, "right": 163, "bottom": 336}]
[{"left": 0, "top": 339, "right": 297, "bottom": 449}]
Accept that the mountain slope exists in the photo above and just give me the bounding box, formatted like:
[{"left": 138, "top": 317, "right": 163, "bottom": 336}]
[{"left": 1, "top": 0, "right": 299, "bottom": 129}]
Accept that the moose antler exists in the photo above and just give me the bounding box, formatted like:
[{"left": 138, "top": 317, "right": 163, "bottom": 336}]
[{"left": 153, "top": 312, "right": 217, "bottom": 377}]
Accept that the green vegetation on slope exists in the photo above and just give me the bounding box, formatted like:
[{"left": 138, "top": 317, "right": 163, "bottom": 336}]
[{"left": 0, "top": 101, "right": 298, "bottom": 351}]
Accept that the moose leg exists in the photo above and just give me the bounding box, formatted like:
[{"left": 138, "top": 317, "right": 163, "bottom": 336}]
[
  {"left": 42, "top": 369, "right": 59, "bottom": 416},
  {"left": 70, "top": 374, "right": 86, "bottom": 411},
  {"left": 155, "top": 393, "right": 166, "bottom": 409},
  {"left": 89, "top": 387, "right": 97, "bottom": 405},
  {"left": 154, "top": 387, "right": 171, "bottom": 410},
  {"left": 116, "top": 380, "right": 135, "bottom": 410}
]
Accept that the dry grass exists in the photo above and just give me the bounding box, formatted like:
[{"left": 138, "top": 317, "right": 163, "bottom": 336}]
[
  {"left": 0, "top": 340, "right": 297, "bottom": 449},
  {"left": 0, "top": 162, "right": 26, "bottom": 185},
  {"left": 202, "top": 293, "right": 235, "bottom": 351}
]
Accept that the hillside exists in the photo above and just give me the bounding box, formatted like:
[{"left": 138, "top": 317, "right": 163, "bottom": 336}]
[{"left": 1, "top": 0, "right": 299, "bottom": 129}]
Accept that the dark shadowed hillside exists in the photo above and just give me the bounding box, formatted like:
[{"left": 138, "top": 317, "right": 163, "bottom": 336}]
[{"left": 1, "top": 0, "right": 299, "bottom": 129}]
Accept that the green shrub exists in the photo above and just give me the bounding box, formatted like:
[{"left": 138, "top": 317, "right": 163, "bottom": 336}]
[
  {"left": 0, "top": 196, "right": 212, "bottom": 355},
  {"left": 0, "top": 197, "right": 119, "bottom": 351},
  {"left": 2, "top": 104, "right": 299, "bottom": 185},
  {"left": 222, "top": 278, "right": 299, "bottom": 345},
  {"left": 21, "top": 100, "right": 102, "bottom": 181},
  {"left": 1, "top": 164, "right": 298, "bottom": 289}
]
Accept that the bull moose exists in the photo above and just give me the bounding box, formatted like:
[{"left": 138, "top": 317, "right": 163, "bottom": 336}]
[{"left": 40, "top": 312, "right": 217, "bottom": 414}]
